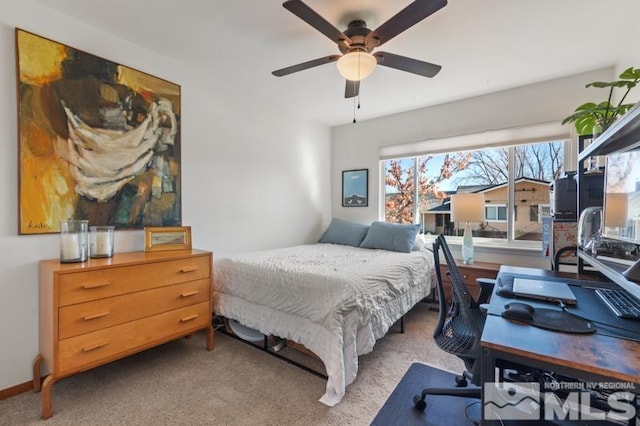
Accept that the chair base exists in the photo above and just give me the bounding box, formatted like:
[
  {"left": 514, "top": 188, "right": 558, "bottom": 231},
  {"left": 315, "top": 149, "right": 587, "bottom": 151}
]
[{"left": 413, "top": 386, "right": 481, "bottom": 411}]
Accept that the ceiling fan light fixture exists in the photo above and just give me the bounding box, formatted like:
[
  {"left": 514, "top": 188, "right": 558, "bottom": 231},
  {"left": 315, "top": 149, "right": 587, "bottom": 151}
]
[{"left": 336, "top": 51, "right": 376, "bottom": 81}]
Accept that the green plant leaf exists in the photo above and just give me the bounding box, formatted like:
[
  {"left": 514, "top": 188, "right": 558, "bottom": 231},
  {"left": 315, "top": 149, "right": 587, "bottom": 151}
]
[
  {"left": 575, "top": 102, "right": 598, "bottom": 111},
  {"left": 575, "top": 114, "right": 596, "bottom": 135},
  {"left": 619, "top": 67, "right": 640, "bottom": 80},
  {"left": 587, "top": 81, "right": 631, "bottom": 88},
  {"left": 563, "top": 67, "right": 639, "bottom": 134}
]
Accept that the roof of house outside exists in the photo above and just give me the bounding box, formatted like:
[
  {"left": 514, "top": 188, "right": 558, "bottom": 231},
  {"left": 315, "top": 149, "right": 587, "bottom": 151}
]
[{"left": 420, "top": 177, "right": 550, "bottom": 214}]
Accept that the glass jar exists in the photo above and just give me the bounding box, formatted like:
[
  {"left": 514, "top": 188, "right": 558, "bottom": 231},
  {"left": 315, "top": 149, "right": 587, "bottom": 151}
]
[
  {"left": 60, "top": 220, "right": 89, "bottom": 263},
  {"left": 90, "top": 226, "right": 115, "bottom": 258}
]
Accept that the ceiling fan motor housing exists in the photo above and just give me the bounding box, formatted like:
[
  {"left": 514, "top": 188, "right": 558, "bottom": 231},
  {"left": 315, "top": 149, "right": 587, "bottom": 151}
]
[{"left": 340, "top": 20, "right": 376, "bottom": 54}]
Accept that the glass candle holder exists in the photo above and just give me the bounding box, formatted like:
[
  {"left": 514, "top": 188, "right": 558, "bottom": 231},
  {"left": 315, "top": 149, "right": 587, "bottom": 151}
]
[
  {"left": 60, "top": 220, "right": 89, "bottom": 263},
  {"left": 90, "top": 226, "right": 115, "bottom": 258}
]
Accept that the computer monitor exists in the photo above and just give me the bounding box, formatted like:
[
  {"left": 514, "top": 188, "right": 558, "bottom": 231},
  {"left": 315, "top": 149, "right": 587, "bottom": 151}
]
[
  {"left": 602, "top": 149, "right": 640, "bottom": 295},
  {"left": 603, "top": 150, "right": 640, "bottom": 244}
]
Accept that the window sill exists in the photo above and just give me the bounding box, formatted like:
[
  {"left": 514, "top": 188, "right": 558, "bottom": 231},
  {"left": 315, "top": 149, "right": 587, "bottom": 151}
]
[{"left": 422, "top": 235, "right": 543, "bottom": 258}]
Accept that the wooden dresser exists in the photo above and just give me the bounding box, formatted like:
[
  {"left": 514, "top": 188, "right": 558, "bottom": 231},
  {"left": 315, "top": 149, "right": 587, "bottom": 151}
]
[
  {"left": 33, "top": 249, "right": 214, "bottom": 419},
  {"left": 439, "top": 260, "right": 500, "bottom": 304}
]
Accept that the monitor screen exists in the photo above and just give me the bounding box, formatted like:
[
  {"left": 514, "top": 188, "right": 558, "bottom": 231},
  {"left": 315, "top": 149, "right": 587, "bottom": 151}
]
[{"left": 603, "top": 150, "right": 640, "bottom": 244}]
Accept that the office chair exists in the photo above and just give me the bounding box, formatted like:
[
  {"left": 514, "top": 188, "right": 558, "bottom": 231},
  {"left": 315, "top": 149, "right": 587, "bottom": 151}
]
[
  {"left": 413, "top": 234, "right": 495, "bottom": 412},
  {"left": 552, "top": 245, "right": 577, "bottom": 271}
]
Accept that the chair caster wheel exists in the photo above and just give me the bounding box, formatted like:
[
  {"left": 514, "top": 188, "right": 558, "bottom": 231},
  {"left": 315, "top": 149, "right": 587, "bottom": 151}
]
[
  {"left": 413, "top": 395, "right": 426, "bottom": 411},
  {"left": 455, "top": 375, "right": 468, "bottom": 387}
]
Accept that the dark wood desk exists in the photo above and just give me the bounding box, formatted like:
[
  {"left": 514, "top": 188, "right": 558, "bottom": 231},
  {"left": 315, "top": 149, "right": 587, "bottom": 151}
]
[{"left": 480, "top": 266, "right": 640, "bottom": 425}]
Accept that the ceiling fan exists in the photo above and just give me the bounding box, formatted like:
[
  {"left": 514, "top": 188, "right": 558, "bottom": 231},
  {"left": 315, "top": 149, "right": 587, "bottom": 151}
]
[{"left": 272, "top": 0, "right": 447, "bottom": 98}]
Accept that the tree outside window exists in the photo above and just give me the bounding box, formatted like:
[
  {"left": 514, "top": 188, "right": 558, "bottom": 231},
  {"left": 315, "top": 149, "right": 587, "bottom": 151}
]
[{"left": 383, "top": 140, "right": 565, "bottom": 242}]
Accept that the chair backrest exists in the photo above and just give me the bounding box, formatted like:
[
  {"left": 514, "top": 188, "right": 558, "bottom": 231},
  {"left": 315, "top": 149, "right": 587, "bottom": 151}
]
[{"left": 431, "top": 234, "right": 485, "bottom": 379}]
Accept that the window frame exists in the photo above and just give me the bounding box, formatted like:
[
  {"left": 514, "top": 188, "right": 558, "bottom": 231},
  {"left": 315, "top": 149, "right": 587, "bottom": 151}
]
[
  {"left": 485, "top": 204, "right": 508, "bottom": 222},
  {"left": 380, "top": 135, "right": 570, "bottom": 250}
]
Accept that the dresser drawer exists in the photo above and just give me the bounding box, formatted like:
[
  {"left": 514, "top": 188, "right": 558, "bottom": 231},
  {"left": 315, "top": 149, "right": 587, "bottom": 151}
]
[
  {"left": 59, "top": 256, "right": 210, "bottom": 306},
  {"left": 57, "top": 301, "right": 210, "bottom": 375},
  {"left": 58, "top": 279, "right": 210, "bottom": 339}
]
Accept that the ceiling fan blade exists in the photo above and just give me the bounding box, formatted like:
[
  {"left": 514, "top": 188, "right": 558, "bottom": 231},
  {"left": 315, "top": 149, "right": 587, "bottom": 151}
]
[
  {"left": 366, "top": 0, "right": 447, "bottom": 48},
  {"left": 373, "top": 52, "right": 441, "bottom": 77},
  {"left": 283, "top": 0, "right": 351, "bottom": 49},
  {"left": 345, "top": 80, "right": 360, "bottom": 98},
  {"left": 272, "top": 55, "right": 341, "bottom": 77}
]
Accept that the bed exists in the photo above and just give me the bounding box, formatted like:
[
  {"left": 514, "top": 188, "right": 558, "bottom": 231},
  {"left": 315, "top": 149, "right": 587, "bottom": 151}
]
[{"left": 212, "top": 221, "right": 436, "bottom": 406}]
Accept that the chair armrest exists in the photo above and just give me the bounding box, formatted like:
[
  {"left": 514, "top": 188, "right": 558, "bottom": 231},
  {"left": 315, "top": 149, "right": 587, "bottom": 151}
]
[{"left": 476, "top": 278, "right": 496, "bottom": 305}]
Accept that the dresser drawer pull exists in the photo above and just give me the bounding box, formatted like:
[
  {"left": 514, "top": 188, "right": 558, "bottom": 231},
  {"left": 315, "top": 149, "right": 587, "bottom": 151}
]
[
  {"left": 82, "top": 282, "right": 111, "bottom": 289},
  {"left": 180, "top": 266, "right": 199, "bottom": 273},
  {"left": 83, "top": 311, "right": 111, "bottom": 321},
  {"left": 180, "top": 290, "right": 199, "bottom": 298},
  {"left": 82, "top": 341, "right": 109, "bottom": 352},
  {"left": 180, "top": 314, "right": 199, "bottom": 322}
]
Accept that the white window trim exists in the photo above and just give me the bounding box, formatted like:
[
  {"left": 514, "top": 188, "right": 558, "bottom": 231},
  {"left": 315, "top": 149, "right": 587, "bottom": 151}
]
[
  {"left": 485, "top": 204, "right": 508, "bottom": 223},
  {"left": 381, "top": 123, "right": 571, "bottom": 250},
  {"left": 537, "top": 204, "right": 551, "bottom": 223},
  {"left": 379, "top": 122, "right": 569, "bottom": 160},
  {"left": 421, "top": 233, "right": 543, "bottom": 255}
]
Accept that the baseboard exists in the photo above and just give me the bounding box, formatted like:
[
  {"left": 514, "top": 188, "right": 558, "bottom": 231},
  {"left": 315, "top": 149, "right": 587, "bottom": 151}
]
[{"left": 0, "top": 380, "right": 33, "bottom": 400}]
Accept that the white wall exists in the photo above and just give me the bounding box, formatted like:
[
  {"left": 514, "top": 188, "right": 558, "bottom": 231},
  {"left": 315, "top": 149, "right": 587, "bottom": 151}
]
[
  {"left": 616, "top": 30, "right": 640, "bottom": 104},
  {"left": 331, "top": 68, "right": 615, "bottom": 267},
  {"left": 0, "top": 1, "right": 331, "bottom": 391}
]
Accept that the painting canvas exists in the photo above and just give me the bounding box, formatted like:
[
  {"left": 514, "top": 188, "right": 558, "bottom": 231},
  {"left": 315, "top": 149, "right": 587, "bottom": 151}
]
[
  {"left": 342, "top": 169, "right": 368, "bottom": 207},
  {"left": 16, "top": 28, "right": 181, "bottom": 234}
]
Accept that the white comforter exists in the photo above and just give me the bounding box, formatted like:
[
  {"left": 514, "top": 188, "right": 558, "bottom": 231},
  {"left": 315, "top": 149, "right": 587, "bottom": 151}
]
[{"left": 213, "top": 243, "right": 435, "bottom": 406}]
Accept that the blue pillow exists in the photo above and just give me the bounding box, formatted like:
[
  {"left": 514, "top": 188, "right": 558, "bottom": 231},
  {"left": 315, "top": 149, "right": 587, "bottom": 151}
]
[
  {"left": 360, "top": 221, "right": 420, "bottom": 253},
  {"left": 318, "top": 218, "right": 369, "bottom": 247}
]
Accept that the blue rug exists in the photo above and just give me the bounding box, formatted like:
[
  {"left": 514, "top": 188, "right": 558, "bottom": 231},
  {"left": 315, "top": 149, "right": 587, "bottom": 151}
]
[{"left": 371, "top": 362, "right": 480, "bottom": 426}]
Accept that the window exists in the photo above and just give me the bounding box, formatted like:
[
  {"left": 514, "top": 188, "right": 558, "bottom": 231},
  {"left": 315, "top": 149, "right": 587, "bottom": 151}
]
[
  {"left": 536, "top": 204, "right": 551, "bottom": 223},
  {"left": 486, "top": 205, "right": 507, "bottom": 222},
  {"left": 529, "top": 205, "right": 539, "bottom": 222},
  {"left": 383, "top": 140, "right": 565, "bottom": 243}
]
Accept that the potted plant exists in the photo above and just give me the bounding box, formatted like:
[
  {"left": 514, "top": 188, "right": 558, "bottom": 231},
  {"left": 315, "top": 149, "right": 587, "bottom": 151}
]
[{"left": 562, "top": 67, "right": 640, "bottom": 136}]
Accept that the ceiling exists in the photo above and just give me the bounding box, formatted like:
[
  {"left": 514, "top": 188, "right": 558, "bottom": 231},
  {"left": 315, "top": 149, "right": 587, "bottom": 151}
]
[{"left": 34, "top": 0, "right": 640, "bottom": 127}]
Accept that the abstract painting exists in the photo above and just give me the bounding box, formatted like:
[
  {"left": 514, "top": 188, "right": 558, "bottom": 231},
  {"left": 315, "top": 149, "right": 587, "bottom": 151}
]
[{"left": 16, "top": 28, "right": 181, "bottom": 234}]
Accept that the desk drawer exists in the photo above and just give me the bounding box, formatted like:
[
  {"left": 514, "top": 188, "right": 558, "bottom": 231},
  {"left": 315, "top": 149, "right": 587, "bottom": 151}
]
[
  {"left": 59, "top": 279, "right": 210, "bottom": 339},
  {"left": 59, "top": 256, "right": 210, "bottom": 306},
  {"left": 57, "top": 302, "right": 209, "bottom": 375}
]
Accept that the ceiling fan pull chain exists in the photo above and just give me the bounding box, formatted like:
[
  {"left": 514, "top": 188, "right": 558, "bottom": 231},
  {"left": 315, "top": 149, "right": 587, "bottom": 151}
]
[
  {"left": 353, "top": 54, "right": 361, "bottom": 123},
  {"left": 353, "top": 96, "right": 357, "bottom": 123}
]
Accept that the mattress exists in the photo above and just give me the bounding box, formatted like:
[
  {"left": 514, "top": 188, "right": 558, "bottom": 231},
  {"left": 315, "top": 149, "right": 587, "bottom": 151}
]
[{"left": 213, "top": 243, "right": 435, "bottom": 406}]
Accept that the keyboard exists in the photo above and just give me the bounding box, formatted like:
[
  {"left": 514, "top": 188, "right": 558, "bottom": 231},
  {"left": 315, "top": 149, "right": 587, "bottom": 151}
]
[{"left": 595, "top": 288, "right": 640, "bottom": 320}]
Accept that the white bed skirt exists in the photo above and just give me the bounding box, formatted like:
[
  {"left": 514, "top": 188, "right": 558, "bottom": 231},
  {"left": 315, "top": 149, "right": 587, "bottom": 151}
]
[{"left": 213, "top": 244, "right": 435, "bottom": 405}]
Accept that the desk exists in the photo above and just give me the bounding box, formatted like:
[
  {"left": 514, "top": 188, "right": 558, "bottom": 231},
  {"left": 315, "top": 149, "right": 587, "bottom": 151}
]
[{"left": 480, "top": 266, "right": 640, "bottom": 425}]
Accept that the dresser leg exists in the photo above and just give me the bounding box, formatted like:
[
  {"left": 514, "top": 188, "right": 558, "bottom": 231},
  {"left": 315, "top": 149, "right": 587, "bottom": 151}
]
[
  {"left": 206, "top": 325, "right": 215, "bottom": 351},
  {"left": 41, "top": 375, "right": 55, "bottom": 419},
  {"left": 32, "top": 354, "right": 44, "bottom": 392}
]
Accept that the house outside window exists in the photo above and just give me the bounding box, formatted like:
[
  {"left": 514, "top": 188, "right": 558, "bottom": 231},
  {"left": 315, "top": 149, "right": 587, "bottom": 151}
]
[{"left": 382, "top": 139, "right": 565, "bottom": 244}]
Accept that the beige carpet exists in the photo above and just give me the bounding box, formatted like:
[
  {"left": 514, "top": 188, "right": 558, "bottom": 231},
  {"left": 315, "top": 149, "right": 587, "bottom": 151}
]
[{"left": 0, "top": 302, "right": 463, "bottom": 425}]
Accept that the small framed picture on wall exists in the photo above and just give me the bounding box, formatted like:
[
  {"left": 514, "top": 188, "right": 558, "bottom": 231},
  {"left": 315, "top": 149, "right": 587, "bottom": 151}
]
[{"left": 342, "top": 169, "right": 368, "bottom": 207}]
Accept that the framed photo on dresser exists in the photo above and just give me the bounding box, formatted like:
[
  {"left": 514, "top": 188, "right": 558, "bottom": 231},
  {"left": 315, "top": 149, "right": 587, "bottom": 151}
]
[{"left": 144, "top": 226, "right": 192, "bottom": 252}]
